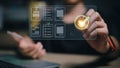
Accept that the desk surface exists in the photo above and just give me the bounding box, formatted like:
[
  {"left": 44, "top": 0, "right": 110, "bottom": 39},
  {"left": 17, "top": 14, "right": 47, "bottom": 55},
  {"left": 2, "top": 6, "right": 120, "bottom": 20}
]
[
  {"left": 0, "top": 50, "right": 120, "bottom": 68},
  {"left": 44, "top": 53, "right": 98, "bottom": 68},
  {"left": 43, "top": 53, "right": 120, "bottom": 68}
]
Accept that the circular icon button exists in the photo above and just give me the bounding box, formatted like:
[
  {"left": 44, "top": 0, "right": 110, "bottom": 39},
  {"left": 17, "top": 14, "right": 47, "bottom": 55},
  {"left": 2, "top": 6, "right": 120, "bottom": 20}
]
[{"left": 74, "top": 15, "right": 89, "bottom": 31}]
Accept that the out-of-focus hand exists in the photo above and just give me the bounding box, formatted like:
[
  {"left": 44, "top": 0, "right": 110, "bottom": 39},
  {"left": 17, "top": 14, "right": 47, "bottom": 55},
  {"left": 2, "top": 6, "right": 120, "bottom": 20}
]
[
  {"left": 12, "top": 32, "right": 46, "bottom": 59},
  {"left": 83, "top": 9, "right": 109, "bottom": 53}
]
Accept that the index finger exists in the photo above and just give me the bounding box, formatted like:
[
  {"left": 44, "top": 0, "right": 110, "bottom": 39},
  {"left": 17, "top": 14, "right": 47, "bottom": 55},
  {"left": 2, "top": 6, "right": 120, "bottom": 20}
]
[{"left": 7, "top": 31, "right": 23, "bottom": 43}]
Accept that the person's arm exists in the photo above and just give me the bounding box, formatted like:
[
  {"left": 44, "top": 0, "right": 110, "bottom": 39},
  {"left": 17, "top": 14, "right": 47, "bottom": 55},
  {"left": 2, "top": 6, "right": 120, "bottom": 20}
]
[
  {"left": 83, "top": 9, "right": 120, "bottom": 56},
  {"left": 103, "top": 36, "right": 120, "bottom": 59},
  {"left": 8, "top": 31, "right": 46, "bottom": 59}
]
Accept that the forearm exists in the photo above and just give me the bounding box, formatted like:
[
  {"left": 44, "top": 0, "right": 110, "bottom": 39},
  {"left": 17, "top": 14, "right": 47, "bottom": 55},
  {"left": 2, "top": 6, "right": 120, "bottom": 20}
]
[
  {"left": 104, "top": 36, "right": 120, "bottom": 58},
  {"left": 103, "top": 36, "right": 119, "bottom": 53},
  {"left": 92, "top": 36, "right": 119, "bottom": 54},
  {"left": 99, "top": 36, "right": 120, "bottom": 58}
]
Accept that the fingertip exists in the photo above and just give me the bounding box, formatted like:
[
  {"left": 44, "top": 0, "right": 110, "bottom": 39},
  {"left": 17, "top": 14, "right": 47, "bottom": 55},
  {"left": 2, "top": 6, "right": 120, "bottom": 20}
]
[
  {"left": 41, "top": 49, "right": 46, "bottom": 56},
  {"left": 90, "top": 9, "right": 94, "bottom": 11},
  {"left": 37, "top": 42, "right": 41, "bottom": 45},
  {"left": 86, "top": 9, "right": 95, "bottom": 17},
  {"left": 36, "top": 42, "right": 43, "bottom": 49},
  {"left": 36, "top": 42, "right": 41, "bottom": 47},
  {"left": 95, "top": 12, "right": 100, "bottom": 17}
]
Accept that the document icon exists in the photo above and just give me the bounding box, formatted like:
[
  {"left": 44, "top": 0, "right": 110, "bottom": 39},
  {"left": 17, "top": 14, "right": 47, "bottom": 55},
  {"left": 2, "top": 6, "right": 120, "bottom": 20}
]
[
  {"left": 55, "top": 24, "right": 65, "bottom": 38},
  {"left": 55, "top": 7, "right": 65, "bottom": 21}
]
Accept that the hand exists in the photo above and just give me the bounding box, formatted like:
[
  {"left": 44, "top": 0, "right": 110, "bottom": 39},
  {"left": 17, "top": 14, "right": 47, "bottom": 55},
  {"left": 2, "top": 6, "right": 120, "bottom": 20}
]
[
  {"left": 83, "top": 9, "right": 109, "bottom": 53},
  {"left": 12, "top": 33, "right": 46, "bottom": 59},
  {"left": 19, "top": 36, "right": 46, "bottom": 59}
]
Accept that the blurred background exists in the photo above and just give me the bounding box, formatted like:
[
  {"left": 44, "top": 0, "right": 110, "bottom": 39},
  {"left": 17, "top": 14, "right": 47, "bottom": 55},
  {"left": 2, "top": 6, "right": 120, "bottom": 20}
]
[
  {"left": 0, "top": 0, "right": 120, "bottom": 53},
  {"left": 0, "top": 0, "right": 30, "bottom": 51}
]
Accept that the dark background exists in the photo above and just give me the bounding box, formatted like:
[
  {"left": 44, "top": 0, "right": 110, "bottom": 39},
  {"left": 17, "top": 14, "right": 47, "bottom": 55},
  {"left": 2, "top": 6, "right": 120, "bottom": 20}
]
[{"left": 0, "top": 0, "right": 120, "bottom": 54}]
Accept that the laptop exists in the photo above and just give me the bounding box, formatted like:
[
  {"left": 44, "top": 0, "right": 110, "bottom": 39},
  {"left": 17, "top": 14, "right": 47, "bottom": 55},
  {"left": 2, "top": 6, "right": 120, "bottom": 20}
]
[{"left": 0, "top": 55, "right": 60, "bottom": 68}]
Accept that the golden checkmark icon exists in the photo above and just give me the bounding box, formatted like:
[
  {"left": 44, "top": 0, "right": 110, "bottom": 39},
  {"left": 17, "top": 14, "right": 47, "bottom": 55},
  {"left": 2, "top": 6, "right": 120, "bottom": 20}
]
[{"left": 74, "top": 15, "right": 89, "bottom": 31}]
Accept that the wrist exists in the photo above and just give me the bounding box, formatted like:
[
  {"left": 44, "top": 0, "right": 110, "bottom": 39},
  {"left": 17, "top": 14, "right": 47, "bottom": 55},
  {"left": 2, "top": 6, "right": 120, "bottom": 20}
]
[
  {"left": 102, "top": 36, "right": 120, "bottom": 59},
  {"left": 100, "top": 35, "right": 115, "bottom": 54},
  {"left": 98, "top": 40, "right": 110, "bottom": 54}
]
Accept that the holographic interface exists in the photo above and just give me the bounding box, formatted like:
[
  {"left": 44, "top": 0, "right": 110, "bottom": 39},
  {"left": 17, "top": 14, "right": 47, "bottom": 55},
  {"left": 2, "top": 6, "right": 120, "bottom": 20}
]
[{"left": 29, "top": 2, "right": 97, "bottom": 40}]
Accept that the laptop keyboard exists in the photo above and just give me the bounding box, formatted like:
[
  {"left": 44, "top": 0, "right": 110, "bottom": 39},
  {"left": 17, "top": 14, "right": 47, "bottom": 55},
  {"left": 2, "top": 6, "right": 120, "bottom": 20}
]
[{"left": 0, "top": 60, "right": 23, "bottom": 68}]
